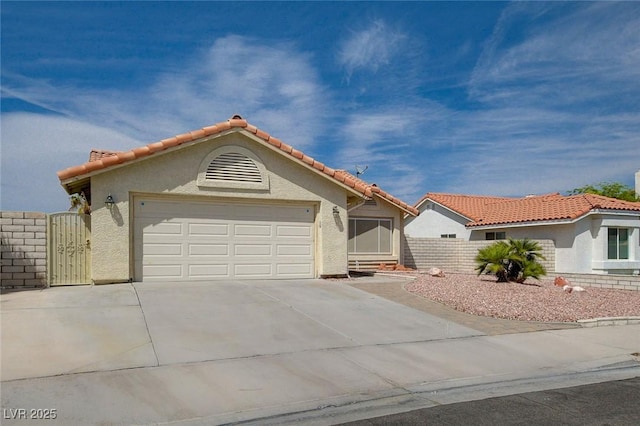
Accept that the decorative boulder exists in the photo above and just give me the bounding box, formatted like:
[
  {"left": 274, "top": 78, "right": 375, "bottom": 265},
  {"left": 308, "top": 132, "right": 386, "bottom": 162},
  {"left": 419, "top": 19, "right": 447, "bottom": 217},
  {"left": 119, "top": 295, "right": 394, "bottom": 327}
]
[
  {"left": 554, "top": 276, "right": 570, "bottom": 287},
  {"left": 427, "top": 267, "right": 445, "bottom": 277}
]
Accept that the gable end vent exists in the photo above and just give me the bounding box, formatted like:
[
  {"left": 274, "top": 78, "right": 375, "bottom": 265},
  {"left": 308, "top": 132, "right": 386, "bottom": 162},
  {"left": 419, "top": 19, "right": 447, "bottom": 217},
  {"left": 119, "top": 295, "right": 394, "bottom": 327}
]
[{"left": 206, "top": 152, "right": 262, "bottom": 183}]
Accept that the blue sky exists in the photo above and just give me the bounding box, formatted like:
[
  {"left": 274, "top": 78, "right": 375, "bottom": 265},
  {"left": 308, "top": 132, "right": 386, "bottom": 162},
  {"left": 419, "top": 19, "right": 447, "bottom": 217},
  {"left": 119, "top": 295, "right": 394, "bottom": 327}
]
[{"left": 2, "top": 1, "right": 639, "bottom": 213}]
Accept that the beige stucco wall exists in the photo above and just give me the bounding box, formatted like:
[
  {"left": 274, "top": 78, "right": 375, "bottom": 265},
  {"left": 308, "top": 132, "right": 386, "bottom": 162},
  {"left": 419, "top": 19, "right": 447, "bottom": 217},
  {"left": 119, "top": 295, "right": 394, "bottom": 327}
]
[{"left": 90, "top": 130, "right": 353, "bottom": 283}]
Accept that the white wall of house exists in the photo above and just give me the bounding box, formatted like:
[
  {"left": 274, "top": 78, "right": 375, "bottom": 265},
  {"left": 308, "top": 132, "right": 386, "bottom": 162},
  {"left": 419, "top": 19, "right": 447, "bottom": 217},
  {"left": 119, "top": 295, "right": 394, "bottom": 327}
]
[
  {"left": 405, "top": 202, "right": 471, "bottom": 239},
  {"left": 590, "top": 214, "right": 640, "bottom": 274},
  {"left": 469, "top": 222, "right": 583, "bottom": 273},
  {"left": 467, "top": 213, "right": 640, "bottom": 275}
]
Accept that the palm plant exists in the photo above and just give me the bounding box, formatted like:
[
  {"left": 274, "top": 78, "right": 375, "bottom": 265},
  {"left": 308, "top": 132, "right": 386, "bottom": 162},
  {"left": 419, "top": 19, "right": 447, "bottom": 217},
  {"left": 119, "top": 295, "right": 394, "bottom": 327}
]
[{"left": 475, "top": 238, "right": 546, "bottom": 283}]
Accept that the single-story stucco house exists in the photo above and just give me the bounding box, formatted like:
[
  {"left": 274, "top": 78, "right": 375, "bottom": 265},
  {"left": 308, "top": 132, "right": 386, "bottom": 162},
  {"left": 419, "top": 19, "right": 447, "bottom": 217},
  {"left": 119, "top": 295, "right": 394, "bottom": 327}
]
[
  {"left": 405, "top": 192, "right": 640, "bottom": 275},
  {"left": 57, "top": 115, "right": 418, "bottom": 283}
]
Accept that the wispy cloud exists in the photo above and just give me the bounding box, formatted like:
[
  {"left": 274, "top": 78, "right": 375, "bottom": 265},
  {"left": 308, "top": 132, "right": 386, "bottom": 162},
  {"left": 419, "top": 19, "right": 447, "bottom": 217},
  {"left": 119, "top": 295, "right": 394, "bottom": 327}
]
[
  {"left": 442, "top": 2, "right": 640, "bottom": 196},
  {"left": 1, "top": 113, "right": 141, "bottom": 212},
  {"left": 470, "top": 2, "right": 640, "bottom": 109},
  {"left": 2, "top": 36, "right": 328, "bottom": 148},
  {"left": 1, "top": 36, "right": 329, "bottom": 211},
  {"left": 338, "top": 20, "right": 407, "bottom": 82}
]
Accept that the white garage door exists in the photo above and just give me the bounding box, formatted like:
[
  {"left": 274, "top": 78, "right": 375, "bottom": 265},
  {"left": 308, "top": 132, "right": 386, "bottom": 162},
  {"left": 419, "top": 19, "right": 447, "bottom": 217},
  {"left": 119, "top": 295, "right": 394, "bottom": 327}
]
[{"left": 134, "top": 198, "right": 315, "bottom": 281}]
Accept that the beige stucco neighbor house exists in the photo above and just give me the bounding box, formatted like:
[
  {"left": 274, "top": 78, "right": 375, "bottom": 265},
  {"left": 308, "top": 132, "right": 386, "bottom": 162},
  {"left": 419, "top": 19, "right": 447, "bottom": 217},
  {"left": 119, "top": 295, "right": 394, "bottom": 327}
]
[
  {"left": 57, "top": 115, "right": 418, "bottom": 283},
  {"left": 405, "top": 192, "right": 640, "bottom": 275}
]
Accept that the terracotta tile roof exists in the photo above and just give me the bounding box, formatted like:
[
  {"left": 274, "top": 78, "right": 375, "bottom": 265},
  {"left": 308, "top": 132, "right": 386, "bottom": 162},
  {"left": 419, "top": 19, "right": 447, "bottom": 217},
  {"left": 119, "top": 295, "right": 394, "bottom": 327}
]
[
  {"left": 418, "top": 193, "right": 514, "bottom": 221},
  {"left": 58, "top": 115, "right": 417, "bottom": 215},
  {"left": 335, "top": 170, "right": 419, "bottom": 216},
  {"left": 420, "top": 192, "right": 640, "bottom": 227},
  {"left": 88, "top": 149, "right": 121, "bottom": 162}
]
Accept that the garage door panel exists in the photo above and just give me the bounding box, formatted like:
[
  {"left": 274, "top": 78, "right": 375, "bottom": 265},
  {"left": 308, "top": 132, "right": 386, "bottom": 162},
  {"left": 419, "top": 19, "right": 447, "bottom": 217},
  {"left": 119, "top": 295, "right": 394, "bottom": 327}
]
[
  {"left": 135, "top": 199, "right": 315, "bottom": 281},
  {"left": 234, "top": 224, "right": 272, "bottom": 237},
  {"left": 276, "top": 263, "right": 313, "bottom": 276},
  {"left": 188, "top": 223, "right": 229, "bottom": 236},
  {"left": 188, "top": 264, "right": 229, "bottom": 278},
  {"left": 235, "top": 264, "right": 272, "bottom": 277},
  {"left": 277, "top": 224, "right": 312, "bottom": 238},
  {"left": 277, "top": 244, "right": 312, "bottom": 256},
  {"left": 234, "top": 244, "right": 272, "bottom": 256},
  {"left": 188, "top": 244, "right": 229, "bottom": 257},
  {"left": 145, "top": 243, "right": 183, "bottom": 256},
  {"left": 145, "top": 222, "right": 184, "bottom": 236}
]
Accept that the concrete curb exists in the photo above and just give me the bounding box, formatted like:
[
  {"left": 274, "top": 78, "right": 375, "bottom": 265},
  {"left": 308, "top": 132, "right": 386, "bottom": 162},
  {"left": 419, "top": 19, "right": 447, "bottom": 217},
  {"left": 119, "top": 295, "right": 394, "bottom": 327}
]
[{"left": 578, "top": 316, "right": 640, "bottom": 327}]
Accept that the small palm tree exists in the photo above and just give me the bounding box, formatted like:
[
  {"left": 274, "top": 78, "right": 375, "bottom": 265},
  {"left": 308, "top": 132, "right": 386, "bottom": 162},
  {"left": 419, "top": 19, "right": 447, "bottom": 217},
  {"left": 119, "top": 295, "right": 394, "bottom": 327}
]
[
  {"left": 475, "top": 238, "right": 546, "bottom": 283},
  {"left": 474, "top": 241, "right": 514, "bottom": 282}
]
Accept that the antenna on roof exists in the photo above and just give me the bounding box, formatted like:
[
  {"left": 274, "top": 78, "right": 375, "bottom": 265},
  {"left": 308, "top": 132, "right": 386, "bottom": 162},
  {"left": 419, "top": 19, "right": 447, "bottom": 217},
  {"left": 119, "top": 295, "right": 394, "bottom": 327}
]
[{"left": 355, "top": 165, "right": 368, "bottom": 178}]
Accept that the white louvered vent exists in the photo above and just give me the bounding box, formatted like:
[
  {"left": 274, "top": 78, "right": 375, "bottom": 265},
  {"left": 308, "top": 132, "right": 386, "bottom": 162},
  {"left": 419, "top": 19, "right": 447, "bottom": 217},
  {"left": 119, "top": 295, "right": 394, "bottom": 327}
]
[
  {"left": 364, "top": 198, "right": 377, "bottom": 206},
  {"left": 206, "top": 152, "right": 262, "bottom": 183}
]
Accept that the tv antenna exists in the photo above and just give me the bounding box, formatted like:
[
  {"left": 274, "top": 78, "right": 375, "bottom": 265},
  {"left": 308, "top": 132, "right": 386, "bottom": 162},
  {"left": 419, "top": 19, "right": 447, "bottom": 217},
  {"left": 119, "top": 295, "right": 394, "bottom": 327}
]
[{"left": 355, "top": 165, "right": 368, "bottom": 178}]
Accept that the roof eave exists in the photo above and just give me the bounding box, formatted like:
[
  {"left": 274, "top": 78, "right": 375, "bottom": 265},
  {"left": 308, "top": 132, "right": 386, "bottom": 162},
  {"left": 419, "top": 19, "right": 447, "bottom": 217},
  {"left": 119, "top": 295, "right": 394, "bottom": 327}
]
[
  {"left": 426, "top": 198, "right": 474, "bottom": 221},
  {"left": 238, "top": 130, "right": 367, "bottom": 199}
]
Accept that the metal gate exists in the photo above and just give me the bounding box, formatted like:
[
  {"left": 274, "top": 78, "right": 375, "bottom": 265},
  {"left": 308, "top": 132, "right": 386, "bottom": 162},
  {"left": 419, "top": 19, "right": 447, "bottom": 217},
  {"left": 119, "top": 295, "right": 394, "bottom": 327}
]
[{"left": 48, "top": 213, "right": 91, "bottom": 285}]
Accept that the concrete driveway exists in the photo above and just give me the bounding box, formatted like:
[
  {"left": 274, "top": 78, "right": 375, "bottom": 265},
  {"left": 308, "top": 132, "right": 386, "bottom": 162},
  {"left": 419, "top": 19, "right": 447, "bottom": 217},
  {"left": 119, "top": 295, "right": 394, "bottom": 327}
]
[
  {"left": 1, "top": 278, "right": 480, "bottom": 381},
  {"left": 2, "top": 277, "right": 639, "bottom": 425}
]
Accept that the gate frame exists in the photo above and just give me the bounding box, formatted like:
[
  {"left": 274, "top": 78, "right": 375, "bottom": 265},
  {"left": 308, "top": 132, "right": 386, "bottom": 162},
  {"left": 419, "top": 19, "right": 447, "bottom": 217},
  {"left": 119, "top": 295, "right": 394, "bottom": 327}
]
[{"left": 47, "top": 212, "right": 91, "bottom": 286}]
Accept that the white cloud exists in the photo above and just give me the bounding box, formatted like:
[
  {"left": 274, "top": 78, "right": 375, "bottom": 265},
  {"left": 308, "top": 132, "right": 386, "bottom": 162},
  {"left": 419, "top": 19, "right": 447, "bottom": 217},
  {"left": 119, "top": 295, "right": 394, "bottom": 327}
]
[
  {"left": 470, "top": 2, "right": 640, "bottom": 108},
  {"left": 1, "top": 36, "right": 329, "bottom": 212},
  {"left": 433, "top": 2, "right": 640, "bottom": 197},
  {"left": 2, "top": 36, "right": 327, "bottom": 144},
  {"left": 338, "top": 20, "right": 407, "bottom": 81},
  {"left": 1, "top": 113, "right": 141, "bottom": 212}
]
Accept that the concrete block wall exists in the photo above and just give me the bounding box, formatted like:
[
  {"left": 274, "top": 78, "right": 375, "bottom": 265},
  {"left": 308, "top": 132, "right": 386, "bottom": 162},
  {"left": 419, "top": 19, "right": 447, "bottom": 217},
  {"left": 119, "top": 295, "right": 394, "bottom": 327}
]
[
  {"left": 1, "top": 211, "right": 48, "bottom": 288},
  {"left": 404, "top": 237, "right": 556, "bottom": 274},
  {"left": 559, "top": 273, "right": 640, "bottom": 291}
]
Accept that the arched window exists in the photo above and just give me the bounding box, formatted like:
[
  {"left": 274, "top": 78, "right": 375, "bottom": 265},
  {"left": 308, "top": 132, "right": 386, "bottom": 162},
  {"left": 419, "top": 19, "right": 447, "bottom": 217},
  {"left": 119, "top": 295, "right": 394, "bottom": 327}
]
[{"left": 197, "top": 146, "right": 269, "bottom": 190}]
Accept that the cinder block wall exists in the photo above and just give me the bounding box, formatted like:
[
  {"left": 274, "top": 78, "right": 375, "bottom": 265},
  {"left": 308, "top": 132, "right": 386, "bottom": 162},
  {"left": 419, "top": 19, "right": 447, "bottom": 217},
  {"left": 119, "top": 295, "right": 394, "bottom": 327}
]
[
  {"left": 1, "top": 211, "right": 48, "bottom": 288},
  {"left": 560, "top": 273, "right": 640, "bottom": 291},
  {"left": 404, "top": 237, "right": 556, "bottom": 274}
]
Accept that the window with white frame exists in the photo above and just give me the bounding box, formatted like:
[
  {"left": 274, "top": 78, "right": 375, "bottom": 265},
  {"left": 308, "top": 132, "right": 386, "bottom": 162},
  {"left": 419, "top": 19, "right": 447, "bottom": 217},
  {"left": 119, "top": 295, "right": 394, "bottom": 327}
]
[
  {"left": 348, "top": 218, "right": 392, "bottom": 253},
  {"left": 607, "top": 228, "right": 629, "bottom": 259}
]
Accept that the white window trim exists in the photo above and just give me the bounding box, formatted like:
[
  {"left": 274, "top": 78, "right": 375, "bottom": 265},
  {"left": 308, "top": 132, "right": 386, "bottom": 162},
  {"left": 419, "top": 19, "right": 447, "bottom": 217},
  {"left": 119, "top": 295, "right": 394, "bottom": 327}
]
[
  {"left": 607, "top": 227, "right": 630, "bottom": 260},
  {"left": 348, "top": 217, "right": 393, "bottom": 254}
]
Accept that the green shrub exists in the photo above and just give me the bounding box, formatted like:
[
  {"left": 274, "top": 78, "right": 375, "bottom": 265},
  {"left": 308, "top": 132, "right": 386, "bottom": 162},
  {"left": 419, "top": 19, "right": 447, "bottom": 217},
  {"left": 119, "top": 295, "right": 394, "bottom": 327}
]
[{"left": 475, "top": 238, "right": 546, "bottom": 283}]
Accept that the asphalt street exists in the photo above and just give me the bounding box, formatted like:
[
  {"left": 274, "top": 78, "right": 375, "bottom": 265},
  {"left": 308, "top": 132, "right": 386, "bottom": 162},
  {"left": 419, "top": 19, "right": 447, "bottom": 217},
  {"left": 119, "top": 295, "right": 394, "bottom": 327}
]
[{"left": 339, "top": 377, "right": 640, "bottom": 426}]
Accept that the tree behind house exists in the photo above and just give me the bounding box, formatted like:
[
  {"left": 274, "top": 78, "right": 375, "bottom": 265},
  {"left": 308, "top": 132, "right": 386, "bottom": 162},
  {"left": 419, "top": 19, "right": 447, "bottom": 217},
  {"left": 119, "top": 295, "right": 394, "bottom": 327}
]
[{"left": 568, "top": 182, "right": 639, "bottom": 202}]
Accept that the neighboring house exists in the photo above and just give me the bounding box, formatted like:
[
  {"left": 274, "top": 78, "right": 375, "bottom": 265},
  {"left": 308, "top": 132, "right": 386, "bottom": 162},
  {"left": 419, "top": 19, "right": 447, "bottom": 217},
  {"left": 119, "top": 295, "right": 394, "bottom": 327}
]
[
  {"left": 405, "top": 192, "right": 640, "bottom": 275},
  {"left": 57, "top": 115, "right": 417, "bottom": 283}
]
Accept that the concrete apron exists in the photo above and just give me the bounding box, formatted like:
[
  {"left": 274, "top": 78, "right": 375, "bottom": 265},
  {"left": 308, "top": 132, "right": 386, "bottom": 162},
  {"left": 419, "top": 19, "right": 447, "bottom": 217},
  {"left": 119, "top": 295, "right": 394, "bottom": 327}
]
[{"left": 1, "top": 280, "right": 639, "bottom": 425}]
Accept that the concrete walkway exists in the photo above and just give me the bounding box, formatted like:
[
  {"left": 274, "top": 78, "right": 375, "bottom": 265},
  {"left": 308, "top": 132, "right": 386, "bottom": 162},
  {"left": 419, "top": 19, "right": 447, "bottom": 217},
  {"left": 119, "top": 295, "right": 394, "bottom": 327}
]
[{"left": 1, "top": 278, "right": 639, "bottom": 425}]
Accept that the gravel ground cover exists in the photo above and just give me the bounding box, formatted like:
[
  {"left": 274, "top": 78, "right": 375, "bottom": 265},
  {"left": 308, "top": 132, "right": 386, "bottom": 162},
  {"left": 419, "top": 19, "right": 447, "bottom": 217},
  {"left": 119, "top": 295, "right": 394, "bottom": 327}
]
[{"left": 404, "top": 273, "right": 640, "bottom": 322}]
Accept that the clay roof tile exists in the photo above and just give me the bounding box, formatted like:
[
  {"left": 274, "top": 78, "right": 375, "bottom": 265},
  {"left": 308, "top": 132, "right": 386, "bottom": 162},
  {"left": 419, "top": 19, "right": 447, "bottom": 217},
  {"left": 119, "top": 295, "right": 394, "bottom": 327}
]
[
  {"left": 57, "top": 115, "right": 417, "bottom": 215},
  {"left": 417, "top": 192, "right": 640, "bottom": 227}
]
